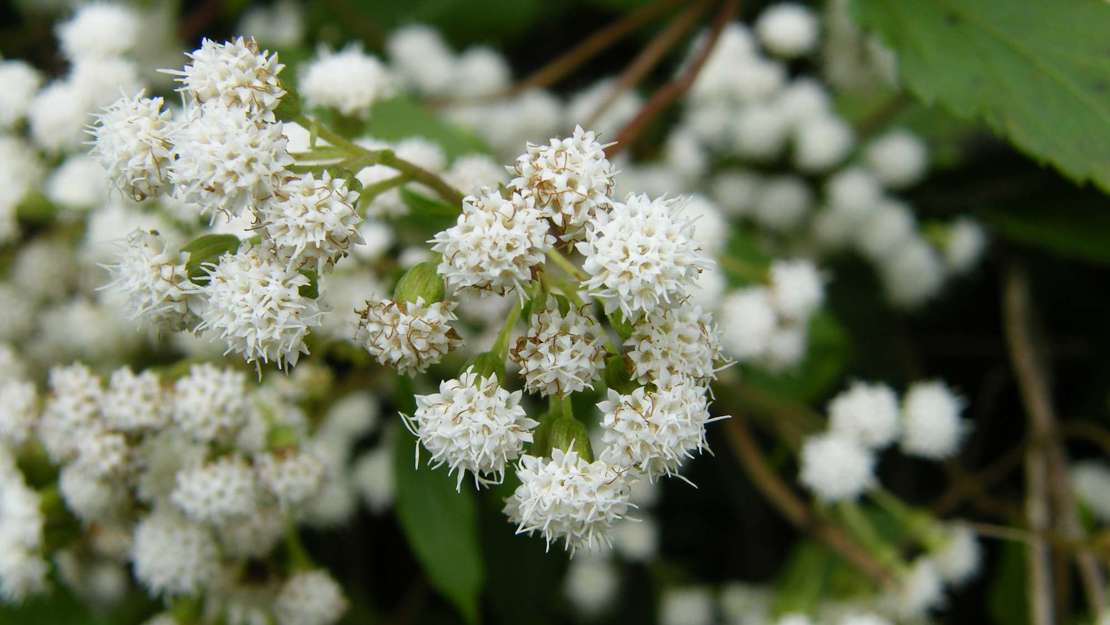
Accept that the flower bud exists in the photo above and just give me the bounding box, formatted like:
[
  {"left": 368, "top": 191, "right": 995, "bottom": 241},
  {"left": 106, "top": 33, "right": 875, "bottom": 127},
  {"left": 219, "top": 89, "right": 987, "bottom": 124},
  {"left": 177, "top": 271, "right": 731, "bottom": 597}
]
[
  {"left": 547, "top": 415, "right": 593, "bottom": 463},
  {"left": 393, "top": 261, "right": 445, "bottom": 304}
]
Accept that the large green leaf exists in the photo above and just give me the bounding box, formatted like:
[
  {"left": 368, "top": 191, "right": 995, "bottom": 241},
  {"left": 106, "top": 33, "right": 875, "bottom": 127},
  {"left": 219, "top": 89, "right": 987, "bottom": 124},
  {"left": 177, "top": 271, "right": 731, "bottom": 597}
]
[
  {"left": 856, "top": 0, "right": 1110, "bottom": 192},
  {"left": 393, "top": 424, "right": 485, "bottom": 624}
]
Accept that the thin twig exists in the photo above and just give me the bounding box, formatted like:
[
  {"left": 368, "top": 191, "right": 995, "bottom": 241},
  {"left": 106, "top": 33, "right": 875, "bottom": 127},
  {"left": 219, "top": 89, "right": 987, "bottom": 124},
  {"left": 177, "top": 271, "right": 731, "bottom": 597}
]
[
  {"left": 605, "top": 0, "right": 739, "bottom": 158},
  {"left": 723, "top": 417, "right": 893, "bottom": 587}
]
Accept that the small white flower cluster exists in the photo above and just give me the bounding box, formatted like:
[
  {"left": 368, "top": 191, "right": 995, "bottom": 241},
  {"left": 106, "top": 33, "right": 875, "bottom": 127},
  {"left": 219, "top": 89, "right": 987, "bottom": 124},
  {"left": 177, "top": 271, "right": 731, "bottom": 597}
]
[
  {"left": 299, "top": 45, "right": 395, "bottom": 118},
  {"left": 799, "top": 379, "right": 967, "bottom": 502},
  {"left": 0, "top": 448, "right": 47, "bottom": 602}
]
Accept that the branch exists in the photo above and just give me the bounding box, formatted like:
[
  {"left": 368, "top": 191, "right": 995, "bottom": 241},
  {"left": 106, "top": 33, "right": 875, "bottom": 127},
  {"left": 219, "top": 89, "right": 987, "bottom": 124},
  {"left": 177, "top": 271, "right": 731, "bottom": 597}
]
[{"left": 605, "top": 0, "right": 739, "bottom": 158}]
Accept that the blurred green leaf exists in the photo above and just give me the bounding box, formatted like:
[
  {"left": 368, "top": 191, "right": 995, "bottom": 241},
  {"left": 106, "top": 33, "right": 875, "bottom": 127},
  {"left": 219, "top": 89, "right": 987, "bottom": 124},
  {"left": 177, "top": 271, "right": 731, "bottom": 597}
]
[
  {"left": 856, "top": 0, "right": 1110, "bottom": 192},
  {"left": 363, "top": 97, "right": 488, "bottom": 160},
  {"left": 988, "top": 542, "right": 1030, "bottom": 625},
  {"left": 393, "top": 427, "right": 485, "bottom": 624},
  {"left": 770, "top": 541, "right": 833, "bottom": 617},
  {"left": 182, "top": 234, "right": 240, "bottom": 281},
  {"left": 982, "top": 204, "right": 1110, "bottom": 266}
]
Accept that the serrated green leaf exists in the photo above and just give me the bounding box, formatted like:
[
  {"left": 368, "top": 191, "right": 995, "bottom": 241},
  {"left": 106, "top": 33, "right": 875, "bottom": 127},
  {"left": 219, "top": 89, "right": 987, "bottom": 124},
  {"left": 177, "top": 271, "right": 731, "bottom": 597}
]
[
  {"left": 393, "top": 426, "right": 485, "bottom": 624},
  {"left": 182, "top": 234, "right": 240, "bottom": 281},
  {"left": 856, "top": 0, "right": 1110, "bottom": 191}
]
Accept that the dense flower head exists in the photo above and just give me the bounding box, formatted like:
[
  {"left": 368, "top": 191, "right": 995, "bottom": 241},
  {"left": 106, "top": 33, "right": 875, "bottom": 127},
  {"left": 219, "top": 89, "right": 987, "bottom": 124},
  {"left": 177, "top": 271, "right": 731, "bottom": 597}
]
[
  {"left": 598, "top": 381, "right": 716, "bottom": 480},
  {"left": 828, "top": 381, "right": 900, "bottom": 449},
  {"left": 626, "top": 304, "right": 724, "bottom": 387},
  {"left": 578, "top": 193, "right": 712, "bottom": 319},
  {"left": 754, "top": 3, "right": 819, "bottom": 58},
  {"left": 90, "top": 93, "right": 173, "bottom": 202},
  {"left": 505, "top": 448, "right": 634, "bottom": 553},
  {"left": 511, "top": 303, "right": 607, "bottom": 396},
  {"left": 100, "top": 367, "right": 167, "bottom": 432},
  {"left": 798, "top": 432, "right": 875, "bottom": 502},
  {"left": 275, "top": 570, "right": 348, "bottom": 625},
  {"left": 255, "top": 449, "right": 325, "bottom": 509},
  {"left": 355, "top": 298, "right": 461, "bottom": 374},
  {"left": 511, "top": 126, "right": 615, "bottom": 239},
  {"left": 405, "top": 367, "right": 537, "bottom": 489},
  {"left": 171, "top": 455, "right": 258, "bottom": 526},
  {"left": 131, "top": 508, "right": 219, "bottom": 597},
  {"left": 0, "top": 380, "right": 37, "bottom": 447},
  {"left": 170, "top": 102, "right": 293, "bottom": 219},
  {"left": 56, "top": 2, "right": 140, "bottom": 60},
  {"left": 431, "top": 189, "right": 553, "bottom": 295},
  {"left": 105, "top": 229, "right": 197, "bottom": 331},
  {"left": 168, "top": 37, "right": 286, "bottom": 120},
  {"left": 263, "top": 172, "right": 363, "bottom": 272},
  {"left": 719, "top": 288, "right": 777, "bottom": 361},
  {"left": 0, "top": 449, "right": 47, "bottom": 602},
  {"left": 172, "top": 364, "right": 249, "bottom": 445},
  {"left": 196, "top": 243, "right": 322, "bottom": 369},
  {"left": 0, "top": 60, "right": 42, "bottom": 128},
  {"left": 300, "top": 45, "right": 394, "bottom": 118},
  {"left": 933, "top": 522, "right": 981, "bottom": 586},
  {"left": 900, "top": 381, "right": 964, "bottom": 460},
  {"left": 768, "top": 259, "right": 825, "bottom": 321},
  {"left": 40, "top": 364, "right": 104, "bottom": 463}
]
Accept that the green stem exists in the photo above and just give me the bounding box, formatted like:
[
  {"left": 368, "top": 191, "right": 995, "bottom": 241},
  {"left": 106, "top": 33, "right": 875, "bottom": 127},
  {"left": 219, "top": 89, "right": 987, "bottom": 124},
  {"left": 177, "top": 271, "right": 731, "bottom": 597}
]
[
  {"left": 358, "top": 173, "right": 409, "bottom": 213},
  {"left": 835, "top": 501, "right": 906, "bottom": 575},
  {"left": 284, "top": 523, "right": 314, "bottom": 573},
  {"left": 871, "top": 488, "right": 945, "bottom": 551},
  {"left": 561, "top": 396, "right": 574, "bottom": 421},
  {"left": 493, "top": 301, "right": 524, "bottom": 358},
  {"left": 546, "top": 248, "right": 586, "bottom": 280}
]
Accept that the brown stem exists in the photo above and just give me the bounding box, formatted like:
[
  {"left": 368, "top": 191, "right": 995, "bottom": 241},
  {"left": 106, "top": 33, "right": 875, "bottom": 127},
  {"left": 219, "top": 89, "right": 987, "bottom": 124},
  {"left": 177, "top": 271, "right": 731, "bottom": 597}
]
[
  {"left": 583, "top": 0, "right": 712, "bottom": 129},
  {"left": 723, "top": 417, "right": 893, "bottom": 587},
  {"left": 932, "top": 442, "right": 1026, "bottom": 514},
  {"left": 605, "top": 0, "right": 739, "bottom": 158}
]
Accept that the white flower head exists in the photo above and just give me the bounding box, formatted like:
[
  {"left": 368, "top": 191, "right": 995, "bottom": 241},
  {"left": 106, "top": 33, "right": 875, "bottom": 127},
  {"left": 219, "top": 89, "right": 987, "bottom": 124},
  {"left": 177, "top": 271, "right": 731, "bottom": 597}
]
[
  {"left": 101, "top": 367, "right": 168, "bottom": 432},
  {"left": 170, "top": 102, "right": 293, "bottom": 220},
  {"left": 263, "top": 171, "right": 363, "bottom": 272},
  {"left": 769, "top": 259, "right": 825, "bottom": 321},
  {"left": 828, "top": 381, "right": 900, "bottom": 449},
  {"left": 504, "top": 448, "right": 633, "bottom": 553},
  {"left": 511, "top": 302, "right": 607, "bottom": 396},
  {"left": 598, "top": 381, "right": 717, "bottom": 480},
  {"left": 431, "top": 189, "right": 554, "bottom": 295},
  {"left": 255, "top": 449, "right": 325, "bottom": 509},
  {"left": 799, "top": 432, "right": 875, "bottom": 502},
  {"left": 755, "top": 3, "right": 819, "bottom": 58},
  {"left": 511, "top": 126, "right": 615, "bottom": 240},
  {"left": 890, "top": 558, "right": 945, "bottom": 618},
  {"left": 626, "top": 304, "right": 724, "bottom": 387},
  {"left": 131, "top": 508, "right": 219, "bottom": 597},
  {"left": 275, "top": 570, "right": 348, "bottom": 625},
  {"left": 171, "top": 455, "right": 258, "bottom": 526},
  {"left": 564, "top": 556, "right": 619, "bottom": 616},
  {"left": 405, "top": 367, "right": 537, "bottom": 490},
  {"left": 0, "top": 381, "right": 37, "bottom": 447},
  {"left": 900, "top": 381, "right": 965, "bottom": 460},
  {"left": 932, "top": 522, "right": 981, "bottom": 586},
  {"left": 28, "top": 81, "right": 89, "bottom": 153},
  {"left": 105, "top": 229, "right": 198, "bottom": 331},
  {"left": 90, "top": 92, "right": 173, "bottom": 202},
  {"left": 793, "top": 114, "right": 854, "bottom": 172},
  {"left": 168, "top": 37, "right": 286, "bottom": 120},
  {"left": 660, "top": 586, "right": 715, "bottom": 625},
  {"left": 300, "top": 45, "right": 394, "bottom": 118},
  {"left": 865, "top": 129, "right": 928, "bottom": 189},
  {"left": 880, "top": 237, "right": 945, "bottom": 309},
  {"left": 355, "top": 298, "right": 461, "bottom": 375},
  {"left": 0, "top": 60, "right": 42, "bottom": 128},
  {"left": 1072, "top": 461, "right": 1110, "bottom": 522},
  {"left": 0, "top": 451, "right": 47, "bottom": 601},
  {"left": 943, "top": 217, "right": 987, "bottom": 274},
  {"left": 56, "top": 2, "right": 140, "bottom": 60},
  {"left": 578, "top": 193, "right": 712, "bottom": 320},
  {"left": 719, "top": 288, "right": 777, "bottom": 361},
  {"left": 40, "top": 364, "right": 104, "bottom": 463},
  {"left": 172, "top": 364, "right": 249, "bottom": 445},
  {"left": 197, "top": 243, "right": 322, "bottom": 370}
]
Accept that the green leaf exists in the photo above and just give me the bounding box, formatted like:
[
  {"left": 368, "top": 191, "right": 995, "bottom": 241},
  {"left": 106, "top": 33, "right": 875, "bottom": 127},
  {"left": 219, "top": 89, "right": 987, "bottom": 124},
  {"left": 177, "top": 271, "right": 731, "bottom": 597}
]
[
  {"left": 364, "top": 97, "right": 488, "bottom": 160},
  {"left": 398, "top": 188, "right": 459, "bottom": 227},
  {"left": 987, "top": 542, "right": 1031, "bottom": 625},
  {"left": 393, "top": 427, "right": 485, "bottom": 624},
  {"left": 982, "top": 204, "right": 1110, "bottom": 266},
  {"left": 855, "top": 0, "right": 1110, "bottom": 191},
  {"left": 770, "top": 541, "right": 833, "bottom": 617},
  {"left": 181, "top": 234, "right": 240, "bottom": 281},
  {"left": 298, "top": 270, "right": 319, "bottom": 299}
]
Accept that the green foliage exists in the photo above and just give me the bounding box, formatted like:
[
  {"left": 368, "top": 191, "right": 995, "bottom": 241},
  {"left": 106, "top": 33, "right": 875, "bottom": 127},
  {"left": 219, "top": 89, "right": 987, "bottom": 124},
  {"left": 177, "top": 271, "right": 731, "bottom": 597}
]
[
  {"left": 856, "top": 0, "right": 1110, "bottom": 192},
  {"left": 988, "top": 542, "right": 1031, "bottom": 625},
  {"left": 770, "top": 541, "right": 834, "bottom": 617},
  {"left": 393, "top": 427, "right": 485, "bottom": 624},
  {"left": 398, "top": 188, "right": 459, "bottom": 233},
  {"left": 181, "top": 234, "right": 241, "bottom": 281},
  {"left": 983, "top": 204, "right": 1110, "bottom": 266},
  {"left": 364, "top": 97, "right": 488, "bottom": 160}
]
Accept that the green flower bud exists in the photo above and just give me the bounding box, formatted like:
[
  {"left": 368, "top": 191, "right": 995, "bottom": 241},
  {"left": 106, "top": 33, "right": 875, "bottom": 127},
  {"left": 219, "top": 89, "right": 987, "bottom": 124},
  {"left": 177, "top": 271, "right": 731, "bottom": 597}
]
[
  {"left": 393, "top": 261, "right": 445, "bottom": 304},
  {"left": 548, "top": 415, "right": 593, "bottom": 462}
]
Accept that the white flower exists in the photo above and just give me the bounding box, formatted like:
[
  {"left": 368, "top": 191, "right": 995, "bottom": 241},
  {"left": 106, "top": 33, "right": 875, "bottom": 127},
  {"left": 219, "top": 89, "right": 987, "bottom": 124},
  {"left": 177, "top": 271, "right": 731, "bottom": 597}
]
[
  {"left": 74, "top": 430, "right": 130, "bottom": 478},
  {"left": 890, "top": 558, "right": 944, "bottom": 618},
  {"left": 0, "top": 381, "right": 37, "bottom": 447},
  {"left": 579, "top": 193, "right": 711, "bottom": 319},
  {"left": 566, "top": 78, "right": 641, "bottom": 136},
  {"left": 1072, "top": 461, "right": 1110, "bottom": 522},
  {"left": 131, "top": 508, "right": 219, "bottom": 597},
  {"left": 275, "top": 570, "right": 347, "bottom": 625},
  {"left": 760, "top": 322, "right": 808, "bottom": 371},
  {"left": 511, "top": 126, "right": 615, "bottom": 240},
  {"left": 431, "top": 189, "right": 553, "bottom": 295},
  {"left": 70, "top": 58, "right": 143, "bottom": 110},
  {"left": 218, "top": 504, "right": 287, "bottom": 559},
  {"left": 58, "top": 463, "right": 127, "bottom": 523},
  {"left": 446, "top": 154, "right": 509, "bottom": 196},
  {"left": 197, "top": 243, "right": 322, "bottom": 369},
  {"left": 105, "top": 229, "right": 197, "bottom": 331},
  {"left": 793, "top": 114, "right": 854, "bottom": 172},
  {"left": 564, "top": 556, "right": 619, "bottom": 616},
  {"left": 777, "top": 78, "right": 831, "bottom": 123},
  {"left": 598, "top": 381, "right": 717, "bottom": 480},
  {"left": 511, "top": 303, "right": 607, "bottom": 396},
  {"left": 454, "top": 46, "right": 511, "bottom": 98},
  {"left": 40, "top": 364, "right": 104, "bottom": 463},
  {"left": 752, "top": 175, "right": 812, "bottom": 232},
  {"left": 769, "top": 259, "right": 825, "bottom": 321},
  {"left": 719, "top": 583, "right": 771, "bottom": 625},
  {"left": 943, "top": 218, "right": 987, "bottom": 274},
  {"left": 90, "top": 92, "right": 173, "bottom": 202},
  {"left": 56, "top": 2, "right": 140, "bottom": 59},
  {"left": 238, "top": 0, "right": 305, "bottom": 48},
  {"left": 825, "top": 166, "right": 882, "bottom": 211},
  {"left": 352, "top": 444, "right": 394, "bottom": 513},
  {"left": 355, "top": 298, "right": 461, "bottom": 375},
  {"left": 386, "top": 24, "right": 456, "bottom": 95},
  {"left": 880, "top": 237, "right": 945, "bottom": 308},
  {"left": 733, "top": 104, "right": 791, "bottom": 160},
  {"left": 611, "top": 516, "right": 658, "bottom": 562},
  {"left": 719, "top": 288, "right": 777, "bottom": 361},
  {"left": 626, "top": 304, "right": 724, "bottom": 387},
  {"left": 828, "top": 382, "right": 900, "bottom": 449},
  {"left": 170, "top": 103, "right": 293, "bottom": 219},
  {"left": 255, "top": 449, "right": 325, "bottom": 508},
  {"left": 900, "top": 381, "right": 965, "bottom": 460},
  {"left": 171, "top": 456, "right": 259, "bottom": 526},
  {"left": 855, "top": 199, "right": 916, "bottom": 261},
  {"left": 684, "top": 194, "right": 729, "bottom": 256},
  {"left": 836, "top": 614, "right": 891, "bottom": 625},
  {"left": 300, "top": 45, "right": 393, "bottom": 117},
  {"left": 406, "top": 367, "right": 537, "bottom": 489},
  {"left": 865, "top": 129, "right": 928, "bottom": 189},
  {"left": 101, "top": 367, "right": 167, "bottom": 432},
  {"left": 28, "top": 81, "right": 89, "bottom": 153},
  {"left": 660, "top": 587, "right": 715, "bottom": 625},
  {"left": 798, "top": 432, "right": 875, "bottom": 502},
  {"left": 263, "top": 172, "right": 362, "bottom": 272},
  {"left": 46, "top": 155, "right": 109, "bottom": 211},
  {"left": 504, "top": 448, "right": 633, "bottom": 553},
  {"left": 0, "top": 451, "right": 47, "bottom": 601},
  {"left": 933, "top": 522, "right": 981, "bottom": 586},
  {"left": 172, "top": 364, "right": 249, "bottom": 445},
  {"left": 167, "top": 37, "right": 286, "bottom": 119},
  {"left": 755, "top": 3, "right": 819, "bottom": 57},
  {"left": 0, "top": 60, "right": 42, "bottom": 128},
  {"left": 711, "top": 170, "right": 763, "bottom": 217}
]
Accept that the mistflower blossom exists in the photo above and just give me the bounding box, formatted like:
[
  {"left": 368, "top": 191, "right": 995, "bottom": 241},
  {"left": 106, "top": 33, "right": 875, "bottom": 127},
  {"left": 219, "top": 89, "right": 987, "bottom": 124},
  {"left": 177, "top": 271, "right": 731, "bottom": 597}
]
[
  {"left": 0, "top": 381, "right": 37, "bottom": 447},
  {"left": 865, "top": 129, "right": 929, "bottom": 189},
  {"left": 825, "top": 166, "right": 882, "bottom": 210},
  {"left": 611, "top": 516, "right": 659, "bottom": 561},
  {"left": 933, "top": 522, "right": 981, "bottom": 586},
  {"left": 405, "top": 367, "right": 537, "bottom": 489},
  {"left": 168, "top": 37, "right": 286, "bottom": 119},
  {"left": 880, "top": 238, "right": 945, "bottom": 308},
  {"left": 793, "top": 114, "right": 854, "bottom": 172},
  {"left": 45, "top": 155, "right": 109, "bottom": 212},
  {"left": 171, "top": 456, "right": 258, "bottom": 526},
  {"left": 755, "top": 3, "right": 819, "bottom": 57},
  {"left": 169, "top": 102, "right": 292, "bottom": 219},
  {"left": 761, "top": 323, "right": 808, "bottom": 371},
  {"left": 828, "top": 382, "right": 900, "bottom": 449},
  {"left": 300, "top": 46, "right": 394, "bottom": 117},
  {"left": 598, "top": 381, "right": 718, "bottom": 480},
  {"left": 355, "top": 298, "right": 461, "bottom": 375},
  {"left": 511, "top": 304, "right": 607, "bottom": 396},
  {"left": 105, "top": 229, "right": 196, "bottom": 331},
  {"left": 70, "top": 58, "right": 143, "bottom": 110},
  {"left": 352, "top": 445, "right": 395, "bottom": 514},
  {"left": 0, "top": 60, "right": 42, "bottom": 127},
  {"left": 218, "top": 504, "right": 287, "bottom": 559},
  {"left": 733, "top": 105, "right": 792, "bottom": 161},
  {"left": 58, "top": 463, "right": 126, "bottom": 523},
  {"left": 891, "top": 559, "right": 945, "bottom": 618},
  {"left": 511, "top": 126, "right": 615, "bottom": 239},
  {"left": 74, "top": 431, "right": 130, "bottom": 478},
  {"left": 659, "top": 587, "right": 715, "bottom": 625},
  {"left": 275, "top": 570, "right": 347, "bottom": 625},
  {"left": 39, "top": 364, "right": 104, "bottom": 463},
  {"left": 564, "top": 556, "right": 619, "bottom": 616},
  {"left": 578, "top": 194, "right": 711, "bottom": 319},
  {"left": 777, "top": 78, "right": 832, "bottom": 123},
  {"left": 719, "top": 288, "right": 777, "bottom": 361},
  {"left": 626, "top": 304, "right": 724, "bottom": 386},
  {"left": 683, "top": 194, "right": 729, "bottom": 256},
  {"left": 446, "top": 153, "right": 509, "bottom": 196},
  {"left": 90, "top": 92, "right": 173, "bottom": 202},
  {"left": 172, "top": 364, "right": 249, "bottom": 445},
  {"left": 431, "top": 189, "right": 553, "bottom": 295},
  {"left": 197, "top": 243, "right": 322, "bottom": 369},
  {"left": 855, "top": 199, "right": 916, "bottom": 261},
  {"left": 56, "top": 3, "right": 140, "bottom": 59},
  {"left": 131, "top": 509, "right": 219, "bottom": 597},
  {"left": 263, "top": 172, "right": 362, "bottom": 272},
  {"left": 28, "top": 82, "right": 89, "bottom": 153},
  {"left": 386, "top": 24, "right": 456, "bottom": 95},
  {"left": 0, "top": 452, "right": 47, "bottom": 602},
  {"left": 900, "top": 381, "right": 965, "bottom": 460},
  {"left": 799, "top": 432, "right": 876, "bottom": 502},
  {"left": 255, "top": 449, "right": 325, "bottom": 509},
  {"left": 943, "top": 218, "right": 987, "bottom": 274},
  {"left": 238, "top": 0, "right": 305, "bottom": 48},
  {"left": 101, "top": 367, "right": 167, "bottom": 432},
  {"left": 505, "top": 448, "right": 633, "bottom": 552},
  {"left": 769, "top": 259, "right": 825, "bottom": 321},
  {"left": 454, "top": 46, "right": 511, "bottom": 98},
  {"left": 751, "top": 175, "right": 813, "bottom": 232}
]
